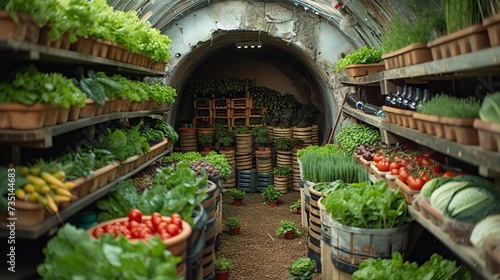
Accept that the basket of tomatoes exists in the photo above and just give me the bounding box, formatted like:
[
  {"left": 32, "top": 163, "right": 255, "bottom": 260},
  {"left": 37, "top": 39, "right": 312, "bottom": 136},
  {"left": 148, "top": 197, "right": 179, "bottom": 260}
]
[{"left": 88, "top": 209, "right": 192, "bottom": 258}]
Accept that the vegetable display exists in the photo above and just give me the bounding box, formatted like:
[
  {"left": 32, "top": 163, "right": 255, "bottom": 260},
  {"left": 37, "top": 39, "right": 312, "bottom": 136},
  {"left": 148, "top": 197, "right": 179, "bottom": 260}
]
[
  {"left": 352, "top": 252, "right": 470, "bottom": 280},
  {"left": 301, "top": 152, "right": 368, "bottom": 183},
  {"left": 479, "top": 91, "right": 500, "bottom": 124},
  {"left": 335, "top": 123, "right": 381, "bottom": 154},
  {"left": 96, "top": 162, "right": 208, "bottom": 225},
  {"left": 416, "top": 94, "right": 481, "bottom": 118},
  {"left": 37, "top": 224, "right": 180, "bottom": 280},
  {"left": 323, "top": 180, "right": 411, "bottom": 229},
  {"left": 333, "top": 46, "right": 383, "bottom": 72},
  {"left": 288, "top": 257, "right": 318, "bottom": 280},
  {"left": 98, "top": 122, "right": 150, "bottom": 161},
  {"left": 469, "top": 214, "right": 500, "bottom": 250},
  {"left": 163, "top": 151, "right": 233, "bottom": 180},
  {"left": 297, "top": 144, "right": 342, "bottom": 159}
]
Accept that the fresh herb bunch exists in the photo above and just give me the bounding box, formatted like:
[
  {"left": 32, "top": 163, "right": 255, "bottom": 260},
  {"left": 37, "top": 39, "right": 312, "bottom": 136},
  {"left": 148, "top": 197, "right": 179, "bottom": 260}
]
[
  {"left": 219, "top": 136, "right": 233, "bottom": 147},
  {"left": 145, "top": 82, "right": 177, "bottom": 105},
  {"left": 333, "top": 46, "right": 383, "bottom": 72},
  {"left": 313, "top": 180, "right": 349, "bottom": 196},
  {"left": 442, "top": 0, "right": 489, "bottom": 34},
  {"left": 273, "top": 166, "right": 293, "bottom": 176},
  {"left": 290, "top": 199, "right": 301, "bottom": 212},
  {"left": 288, "top": 257, "right": 318, "bottom": 280},
  {"left": 416, "top": 94, "right": 481, "bottom": 118},
  {"left": 301, "top": 152, "right": 368, "bottom": 183},
  {"left": 335, "top": 123, "right": 381, "bottom": 154},
  {"left": 214, "top": 256, "right": 233, "bottom": 271},
  {"left": 276, "top": 220, "right": 301, "bottom": 236},
  {"left": 323, "top": 180, "right": 411, "bottom": 229},
  {"left": 352, "top": 252, "right": 470, "bottom": 280},
  {"left": 262, "top": 185, "right": 281, "bottom": 203},
  {"left": 37, "top": 225, "right": 180, "bottom": 280},
  {"left": 232, "top": 126, "right": 251, "bottom": 135},
  {"left": 198, "top": 135, "right": 214, "bottom": 147},
  {"left": 297, "top": 144, "right": 342, "bottom": 159},
  {"left": 274, "top": 137, "right": 293, "bottom": 151}
]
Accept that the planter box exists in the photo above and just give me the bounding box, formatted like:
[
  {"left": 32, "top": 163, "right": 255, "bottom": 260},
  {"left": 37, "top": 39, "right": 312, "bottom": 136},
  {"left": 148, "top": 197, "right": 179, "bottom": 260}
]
[
  {"left": 484, "top": 13, "right": 500, "bottom": 47},
  {"left": 0, "top": 11, "right": 39, "bottom": 43},
  {"left": 382, "top": 106, "right": 417, "bottom": 129},
  {"left": 90, "top": 162, "right": 120, "bottom": 192},
  {"left": 440, "top": 116, "right": 478, "bottom": 145},
  {"left": 14, "top": 201, "right": 47, "bottom": 226},
  {"left": 395, "top": 178, "right": 419, "bottom": 205},
  {"left": 473, "top": 118, "right": 500, "bottom": 152},
  {"left": 38, "top": 25, "right": 70, "bottom": 50},
  {"left": 79, "top": 99, "right": 97, "bottom": 119},
  {"left": 119, "top": 155, "right": 141, "bottom": 176},
  {"left": 412, "top": 112, "right": 446, "bottom": 138},
  {"left": 2, "top": 103, "right": 55, "bottom": 130},
  {"left": 428, "top": 24, "right": 490, "bottom": 60},
  {"left": 70, "top": 177, "right": 92, "bottom": 198},
  {"left": 346, "top": 63, "right": 385, "bottom": 77},
  {"left": 382, "top": 43, "right": 432, "bottom": 70}
]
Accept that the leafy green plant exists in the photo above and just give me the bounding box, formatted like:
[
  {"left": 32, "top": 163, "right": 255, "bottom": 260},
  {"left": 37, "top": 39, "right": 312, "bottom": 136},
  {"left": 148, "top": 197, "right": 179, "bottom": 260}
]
[
  {"left": 288, "top": 257, "right": 318, "bottom": 280},
  {"left": 301, "top": 152, "right": 367, "bottom": 183},
  {"left": 323, "top": 180, "right": 411, "bottom": 229},
  {"left": 226, "top": 217, "right": 241, "bottom": 228},
  {"left": 163, "top": 151, "right": 233, "bottom": 180},
  {"left": 335, "top": 123, "right": 381, "bottom": 154},
  {"left": 198, "top": 135, "right": 214, "bottom": 147},
  {"left": 37, "top": 225, "right": 180, "bottom": 280},
  {"left": 262, "top": 185, "right": 281, "bottom": 203},
  {"left": 276, "top": 220, "right": 301, "bottom": 236},
  {"left": 146, "top": 82, "right": 177, "bottom": 105},
  {"left": 273, "top": 166, "right": 292, "bottom": 177},
  {"left": 219, "top": 136, "right": 233, "bottom": 147},
  {"left": 214, "top": 256, "right": 233, "bottom": 271},
  {"left": 0, "top": 65, "right": 86, "bottom": 108},
  {"left": 297, "top": 144, "right": 342, "bottom": 159},
  {"left": 442, "top": 0, "right": 488, "bottom": 34},
  {"left": 479, "top": 92, "right": 500, "bottom": 124},
  {"left": 229, "top": 188, "right": 246, "bottom": 200},
  {"left": 233, "top": 126, "right": 251, "bottom": 135},
  {"left": 334, "top": 46, "right": 383, "bottom": 72},
  {"left": 188, "top": 160, "right": 220, "bottom": 179},
  {"left": 290, "top": 199, "right": 301, "bottom": 212},
  {"left": 274, "top": 137, "right": 293, "bottom": 151},
  {"left": 74, "top": 68, "right": 121, "bottom": 106},
  {"left": 416, "top": 94, "right": 481, "bottom": 118},
  {"left": 352, "top": 252, "right": 471, "bottom": 280},
  {"left": 290, "top": 138, "right": 304, "bottom": 147},
  {"left": 214, "top": 123, "right": 233, "bottom": 141}
]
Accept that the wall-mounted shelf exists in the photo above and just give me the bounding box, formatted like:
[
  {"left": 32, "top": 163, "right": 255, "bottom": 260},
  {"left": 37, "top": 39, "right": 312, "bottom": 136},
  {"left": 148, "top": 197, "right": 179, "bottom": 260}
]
[
  {"left": 338, "top": 72, "right": 384, "bottom": 85},
  {"left": 0, "top": 108, "right": 169, "bottom": 148},
  {"left": 342, "top": 106, "right": 500, "bottom": 173},
  {"left": 0, "top": 40, "right": 167, "bottom": 77},
  {"left": 409, "top": 207, "right": 497, "bottom": 280},
  {"left": 0, "top": 149, "right": 170, "bottom": 239}
]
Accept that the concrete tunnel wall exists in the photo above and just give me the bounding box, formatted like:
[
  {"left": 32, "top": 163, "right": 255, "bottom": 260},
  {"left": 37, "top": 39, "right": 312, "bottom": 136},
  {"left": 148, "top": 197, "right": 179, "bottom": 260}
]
[{"left": 160, "top": 0, "right": 358, "bottom": 143}]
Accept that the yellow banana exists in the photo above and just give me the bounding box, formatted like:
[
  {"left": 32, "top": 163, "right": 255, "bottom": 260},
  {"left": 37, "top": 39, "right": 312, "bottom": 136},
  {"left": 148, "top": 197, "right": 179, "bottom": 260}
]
[
  {"left": 23, "top": 184, "right": 37, "bottom": 194},
  {"left": 52, "top": 171, "right": 65, "bottom": 181},
  {"left": 26, "top": 175, "right": 46, "bottom": 187},
  {"left": 20, "top": 166, "right": 30, "bottom": 176},
  {"left": 27, "top": 192, "right": 40, "bottom": 203},
  {"left": 53, "top": 195, "right": 72, "bottom": 203},
  {"left": 29, "top": 167, "right": 41, "bottom": 176},
  {"left": 41, "top": 172, "right": 65, "bottom": 188},
  {"left": 38, "top": 185, "right": 51, "bottom": 194},
  {"left": 64, "top": 181, "right": 76, "bottom": 190},
  {"left": 54, "top": 188, "right": 75, "bottom": 198},
  {"left": 45, "top": 193, "right": 58, "bottom": 213},
  {"left": 15, "top": 189, "right": 26, "bottom": 200}
]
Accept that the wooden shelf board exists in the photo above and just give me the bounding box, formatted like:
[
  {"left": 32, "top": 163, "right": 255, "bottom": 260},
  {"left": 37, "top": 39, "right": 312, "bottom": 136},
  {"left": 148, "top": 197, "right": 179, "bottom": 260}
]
[{"left": 0, "top": 149, "right": 170, "bottom": 239}]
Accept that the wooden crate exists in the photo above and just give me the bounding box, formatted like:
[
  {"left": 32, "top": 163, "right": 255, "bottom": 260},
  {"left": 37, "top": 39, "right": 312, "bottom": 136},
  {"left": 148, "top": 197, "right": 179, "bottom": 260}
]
[
  {"left": 231, "top": 98, "right": 251, "bottom": 108},
  {"left": 231, "top": 117, "right": 249, "bottom": 127},
  {"left": 231, "top": 108, "right": 250, "bottom": 118},
  {"left": 213, "top": 108, "right": 230, "bottom": 118},
  {"left": 211, "top": 99, "right": 230, "bottom": 108},
  {"left": 194, "top": 99, "right": 211, "bottom": 109},
  {"left": 194, "top": 108, "right": 212, "bottom": 118},
  {"left": 213, "top": 118, "right": 231, "bottom": 127},
  {"left": 193, "top": 117, "right": 213, "bottom": 128},
  {"left": 250, "top": 108, "right": 265, "bottom": 116}
]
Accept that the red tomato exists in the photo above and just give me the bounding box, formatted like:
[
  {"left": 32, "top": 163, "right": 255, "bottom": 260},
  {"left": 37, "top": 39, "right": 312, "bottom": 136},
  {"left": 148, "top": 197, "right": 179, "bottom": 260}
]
[
  {"left": 389, "top": 162, "right": 402, "bottom": 171},
  {"left": 151, "top": 212, "right": 162, "bottom": 220},
  {"left": 390, "top": 168, "right": 400, "bottom": 176},
  {"left": 131, "top": 227, "right": 141, "bottom": 238},
  {"left": 376, "top": 160, "right": 391, "bottom": 172},
  {"left": 151, "top": 216, "right": 164, "bottom": 228},
  {"left": 103, "top": 224, "right": 115, "bottom": 233},
  {"left": 156, "top": 222, "right": 168, "bottom": 232},
  {"left": 145, "top": 220, "right": 154, "bottom": 230},
  {"left": 160, "top": 232, "right": 172, "bottom": 240},
  {"left": 128, "top": 220, "right": 140, "bottom": 229},
  {"left": 373, "top": 153, "right": 384, "bottom": 163},
  {"left": 408, "top": 176, "right": 425, "bottom": 190},
  {"left": 420, "top": 157, "right": 433, "bottom": 167},
  {"left": 128, "top": 209, "right": 142, "bottom": 223},
  {"left": 399, "top": 167, "right": 409, "bottom": 183},
  {"left": 93, "top": 227, "right": 104, "bottom": 238},
  {"left": 418, "top": 171, "right": 431, "bottom": 183},
  {"left": 442, "top": 171, "right": 455, "bottom": 177},
  {"left": 430, "top": 165, "right": 442, "bottom": 176},
  {"left": 170, "top": 214, "right": 183, "bottom": 229},
  {"left": 166, "top": 223, "right": 180, "bottom": 236}
]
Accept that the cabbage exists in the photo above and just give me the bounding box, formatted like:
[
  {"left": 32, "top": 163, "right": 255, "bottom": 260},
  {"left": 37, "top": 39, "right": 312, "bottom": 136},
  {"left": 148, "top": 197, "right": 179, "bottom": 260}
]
[{"left": 479, "top": 92, "right": 500, "bottom": 124}]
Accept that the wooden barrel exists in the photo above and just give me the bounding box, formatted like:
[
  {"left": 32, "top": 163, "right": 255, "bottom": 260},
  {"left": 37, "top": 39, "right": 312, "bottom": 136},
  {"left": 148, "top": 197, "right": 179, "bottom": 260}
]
[
  {"left": 292, "top": 150, "right": 300, "bottom": 191},
  {"left": 308, "top": 183, "right": 323, "bottom": 272},
  {"left": 273, "top": 175, "right": 289, "bottom": 193},
  {"left": 276, "top": 149, "right": 293, "bottom": 166},
  {"left": 319, "top": 197, "right": 334, "bottom": 280},
  {"left": 202, "top": 216, "right": 217, "bottom": 279},
  {"left": 200, "top": 181, "right": 218, "bottom": 220},
  {"left": 273, "top": 127, "right": 293, "bottom": 140},
  {"left": 235, "top": 134, "right": 252, "bottom": 153}
]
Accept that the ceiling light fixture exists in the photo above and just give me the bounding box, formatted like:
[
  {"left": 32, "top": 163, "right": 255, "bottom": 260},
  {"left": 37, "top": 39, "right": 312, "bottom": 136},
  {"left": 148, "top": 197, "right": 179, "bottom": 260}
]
[{"left": 235, "top": 41, "right": 262, "bottom": 49}]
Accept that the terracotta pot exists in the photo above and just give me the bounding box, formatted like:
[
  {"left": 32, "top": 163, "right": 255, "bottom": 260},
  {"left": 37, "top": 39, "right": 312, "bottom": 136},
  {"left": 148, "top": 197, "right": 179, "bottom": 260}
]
[
  {"left": 473, "top": 118, "right": 500, "bottom": 152},
  {"left": 233, "top": 199, "right": 243, "bottom": 206},
  {"left": 269, "top": 201, "right": 278, "bottom": 207},
  {"left": 38, "top": 25, "right": 70, "bottom": 50},
  {"left": 229, "top": 226, "right": 241, "bottom": 235},
  {"left": 346, "top": 63, "right": 385, "bottom": 77},
  {"left": 57, "top": 107, "right": 70, "bottom": 124},
  {"left": 223, "top": 146, "right": 231, "bottom": 151},
  {"left": 68, "top": 105, "right": 81, "bottom": 121},
  {"left": 70, "top": 36, "right": 94, "bottom": 55},
  {"left": 427, "top": 24, "right": 490, "bottom": 60},
  {"left": 215, "top": 270, "right": 230, "bottom": 280},
  {"left": 79, "top": 99, "right": 97, "bottom": 119},
  {"left": 6, "top": 103, "right": 51, "bottom": 130},
  {"left": 382, "top": 43, "right": 432, "bottom": 70},
  {"left": 90, "top": 38, "right": 110, "bottom": 58},
  {"left": 484, "top": 13, "right": 500, "bottom": 47},
  {"left": 0, "top": 11, "right": 39, "bottom": 43},
  {"left": 297, "top": 207, "right": 302, "bottom": 214},
  {"left": 284, "top": 230, "right": 295, "bottom": 239},
  {"left": 258, "top": 146, "right": 265, "bottom": 151},
  {"left": 14, "top": 200, "right": 47, "bottom": 226},
  {"left": 203, "top": 147, "right": 210, "bottom": 152}
]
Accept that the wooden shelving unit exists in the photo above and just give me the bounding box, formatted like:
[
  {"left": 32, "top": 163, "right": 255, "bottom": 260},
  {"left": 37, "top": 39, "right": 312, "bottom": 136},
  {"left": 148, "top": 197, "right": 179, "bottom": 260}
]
[{"left": 339, "top": 46, "right": 500, "bottom": 280}]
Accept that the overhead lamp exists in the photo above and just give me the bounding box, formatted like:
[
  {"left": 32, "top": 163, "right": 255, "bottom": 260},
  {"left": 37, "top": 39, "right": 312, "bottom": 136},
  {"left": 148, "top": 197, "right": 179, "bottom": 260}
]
[{"left": 235, "top": 41, "right": 263, "bottom": 49}]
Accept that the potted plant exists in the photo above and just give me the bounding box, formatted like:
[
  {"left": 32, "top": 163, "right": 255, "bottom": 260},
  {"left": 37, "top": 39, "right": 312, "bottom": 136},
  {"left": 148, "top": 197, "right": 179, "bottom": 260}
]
[
  {"left": 291, "top": 138, "right": 304, "bottom": 150},
  {"left": 274, "top": 137, "right": 293, "bottom": 151},
  {"left": 273, "top": 166, "right": 292, "bottom": 193},
  {"left": 288, "top": 257, "right": 318, "bottom": 280},
  {"left": 198, "top": 134, "right": 214, "bottom": 152},
  {"left": 227, "top": 217, "right": 241, "bottom": 235},
  {"left": 333, "top": 46, "right": 385, "bottom": 77},
  {"left": 290, "top": 199, "right": 302, "bottom": 214},
  {"left": 276, "top": 220, "right": 301, "bottom": 239},
  {"left": 261, "top": 185, "right": 281, "bottom": 207},
  {"left": 178, "top": 114, "right": 190, "bottom": 128},
  {"left": 219, "top": 136, "right": 233, "bottom": 151},
  {"left": 254, "top": 134, "right": 268, "bottom": 151},
  {"left": 252, "top": 126, "right": 269, "bottom": 151},
  {"left": 214, "top": 256, "right": 233, "bottom": 280},
  {"left": 229, "top": 188, "right": 246, "bottom": 206}
]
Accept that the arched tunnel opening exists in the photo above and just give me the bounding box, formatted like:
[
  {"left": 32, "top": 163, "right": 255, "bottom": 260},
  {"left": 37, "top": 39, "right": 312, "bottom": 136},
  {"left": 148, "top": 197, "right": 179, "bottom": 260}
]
[{"left": 167, "top": 31, "right": 335, "bottom": 144}]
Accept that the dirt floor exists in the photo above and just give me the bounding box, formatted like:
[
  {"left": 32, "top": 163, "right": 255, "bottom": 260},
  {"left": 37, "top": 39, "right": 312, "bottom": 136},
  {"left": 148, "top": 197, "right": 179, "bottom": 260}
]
[{"left": 217, "top": 190, "right": 322, "bottom": 280}]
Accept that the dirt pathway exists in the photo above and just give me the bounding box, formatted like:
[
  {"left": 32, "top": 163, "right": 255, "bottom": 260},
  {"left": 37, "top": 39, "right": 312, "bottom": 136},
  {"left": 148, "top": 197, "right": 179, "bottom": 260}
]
[{"left": 217, "top": 190, "right": 323, "bottom": 280}]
